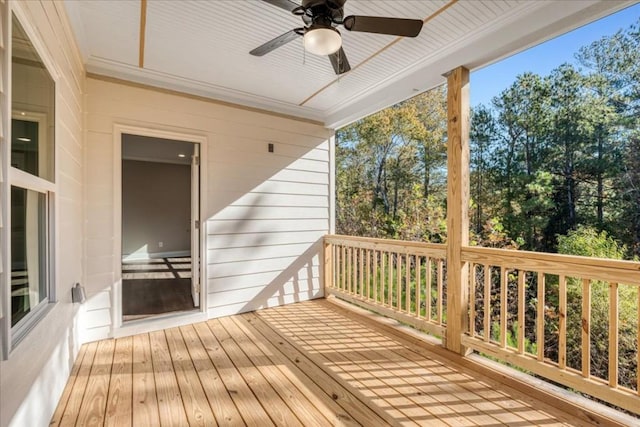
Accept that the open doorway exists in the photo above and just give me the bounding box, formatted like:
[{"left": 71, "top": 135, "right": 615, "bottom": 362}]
[{"left": 121, "top": 134, "right": 200, "bottom": 322}]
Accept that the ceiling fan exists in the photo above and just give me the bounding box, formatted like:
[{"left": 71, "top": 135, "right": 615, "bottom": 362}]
[{"left": 250, "top": 0, "right": 424, "bottom": 75}]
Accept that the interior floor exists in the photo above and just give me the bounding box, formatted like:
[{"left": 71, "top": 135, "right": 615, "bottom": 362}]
[{"left": 122, "top": 257, "right": 196, "bottom": 321}]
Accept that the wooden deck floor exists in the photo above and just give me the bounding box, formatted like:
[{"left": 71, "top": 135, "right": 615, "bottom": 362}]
[{"left": 51, "top": 299, "right": 594, "bottom": 426}]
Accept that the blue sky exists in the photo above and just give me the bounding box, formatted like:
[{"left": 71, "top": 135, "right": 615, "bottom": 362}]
[{"left": 471, "top": 3, "right": 640, "bottom": 108}]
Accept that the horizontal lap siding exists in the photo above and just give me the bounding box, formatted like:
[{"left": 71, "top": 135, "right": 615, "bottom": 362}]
[
  {"left": 84, "top": 77, "right": 331, "bottom": 330},
  {"left": 207, "top": 135, "right": 329, "bottom": 315},
  {"left": 1, "top": 2, "right": 85, "bottom": 427}
]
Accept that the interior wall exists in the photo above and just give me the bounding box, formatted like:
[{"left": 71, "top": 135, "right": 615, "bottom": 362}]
[
  {"left": 122, "top": 160, "right": 191, "bottom": 258},
  {"left": 84, "top": 77, "right": 332, "bottom": 339},
  {"left": 0, "top": 1, "right": 85, "bottom": 427}
]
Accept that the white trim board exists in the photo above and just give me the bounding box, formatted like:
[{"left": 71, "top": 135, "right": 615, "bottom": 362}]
[{"left": 113, "top": 123, "right": 208, "bottom": 333}]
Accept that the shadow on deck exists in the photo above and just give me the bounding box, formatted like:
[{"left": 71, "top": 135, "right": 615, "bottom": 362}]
[{"left": 50, "top": 298, "right": 632, "bottom": 426}]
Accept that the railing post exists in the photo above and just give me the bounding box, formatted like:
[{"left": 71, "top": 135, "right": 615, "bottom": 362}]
[
  {"left": 445, "top": 66, "right": 471, "bottom": 355},
  {"left": 323, "top": 238, "right": 333, "bottom": 297}
]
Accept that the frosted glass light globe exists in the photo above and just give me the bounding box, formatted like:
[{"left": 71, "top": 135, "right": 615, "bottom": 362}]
[{"left": 304, "top": 27, "right": 341, "bottom": 56}]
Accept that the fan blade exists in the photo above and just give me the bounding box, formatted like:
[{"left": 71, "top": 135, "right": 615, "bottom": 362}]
[
  {"left": 342, "top": 16, "right": 423, "bottom": 37},
  {"left": 328, "top": 47, "right": 351, "bottom": 75},
  {"left": 260, "top": 0, "right": 300, "bottom": 13},
  {"left": 250, "top": 30, "right": 301, "bottom": 56}
]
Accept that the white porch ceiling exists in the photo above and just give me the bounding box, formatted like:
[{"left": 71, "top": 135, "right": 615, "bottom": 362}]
[{"left": 64, "top": 0, "right": 634, "bottom": 128}]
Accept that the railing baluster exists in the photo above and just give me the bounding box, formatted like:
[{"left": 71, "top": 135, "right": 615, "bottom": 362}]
[
  {"left": 388, "top": 252, "right": 393, "bottom": 308},
  {"left": 537, "top": 272, "right": 545, "bottom": 362},
  {"left": 437, "top": 259, "right": 443, "bottom": 325},
  {"left": 426, "top": 257, "right": 432, "bottom": 321},
  {"left": 470, "top": 263, "right": 476, "bottom": 337},
  {"left": 344, "top": 246, "right": 348, "bottom": 292},
  {"left": 359, "top": 248, "right": 364, "bottom": 297},
  {"left": 346, "top": 247, "right": 352, "bottom": 294},
  {"left": 380, "top": 252, "right": 385, "bottom": 305},
  {"left": 638, "top": 287, "right": 639, "bottom": 396},
  {"left": 353, "top": 247, "right": 358, "bottom": 295},
  {"left": 517, "top": 270, "right": 525, "bottom": 354},
  {"left": 582, "top": 278, "right": 591, "bottom": 378},
  {"left": 559, "top": 274, "right": 567, "bottom": 370},
  {"left": 484, "top": 265, "right": 491, "bottom": 342},
  {"left": 334, "top": 244, "right": 339, "bottom": 289},
  {"left": 366, "top": 249, "right": 371, "bottom": 301},
  {"left": 373, "top": 251, "right": 378, "bottom": 304},
  {"left": 416, "top": 256, "right": 421, "bottom": 318},
  {"left": 609, "top": 282, "right": 619, "bottom": 388},
  {"left": 424, "top": 256, "right": 433, "bottom": 321},
  {"left": 350, "top": 247, "right": 355, "bottom": 295},
  {"left": 500, "top": 267, "right": 507, "bottom": 349},
  {"left": 341, "top": 245, "right": 346, "bottom": 292},
  {"left": 406, "top": 253, "right": 411, "bottom": 314},
  {"left": 335, "top": 245, "right": 339, "bottom": 290},
  {"left": 397, "top": 254, "right": 403, "bottom": 311}
]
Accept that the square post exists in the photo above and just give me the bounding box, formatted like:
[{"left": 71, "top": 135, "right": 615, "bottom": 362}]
[
  {"left": 445, "top": 66, "right": 471, "bottom": 355},
  {"left": 323, "top": 239, "right": 333, "bottom": 297}
]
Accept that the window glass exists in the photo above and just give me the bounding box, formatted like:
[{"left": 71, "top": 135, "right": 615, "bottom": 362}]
[
  {"left": 8, "top": 12, "right": 55, "bottom": 337},
  {"left": 11, "top": 119, "right": 39, "bottom": 174},
  {"left": 10, "top": 187, "right": 47, "bottom": 327},
  {"left": 11, "top": 15, "right": 54, "bottom": 182}
]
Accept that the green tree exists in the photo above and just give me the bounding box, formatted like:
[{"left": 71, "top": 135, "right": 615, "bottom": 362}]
[
  {"left": 335, "top": 87, "right": 448, "bottom": 240},
  {"left": 557, "top": 226, "right": 638, "bottom": 388},
  {"left": 577, "top": 18, "right": 640, "bottom": 256},
  {"left": 470, "top": 104, "right": 497, "bottom": 235},
  {"left": 621, "top": 136, "right": 640, "bottom": 257},
  {"left": 488, "top": 73, "right": 555, "bottom": 250}
]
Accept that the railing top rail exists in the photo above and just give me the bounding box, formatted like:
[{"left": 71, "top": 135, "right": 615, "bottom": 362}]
[
  {"left": 325, "top": 234, "right": 447, "bottom": 256},
  {"left": 462, "top": 246, "right": 640, "bottom": 286}
]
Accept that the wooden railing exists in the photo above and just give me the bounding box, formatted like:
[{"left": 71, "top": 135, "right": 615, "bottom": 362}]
[
  {"left": 461, "top": 246, "right": 640, "bottom": 414},
  {"left": 324, "top": 235, "right": 447, "bottom": 337},
  {"left": 324, "top": 235, "right": 640, "bottom": 415}
]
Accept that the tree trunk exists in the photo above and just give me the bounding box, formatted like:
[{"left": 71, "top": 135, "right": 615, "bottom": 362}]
[
  {"left": 596, "top": 131, "right": 604, "bottom": 226},
  {"left": 423, "top": 149, "right": 431, "bottom": 199}
]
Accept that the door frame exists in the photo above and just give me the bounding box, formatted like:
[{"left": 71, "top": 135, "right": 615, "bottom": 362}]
[{"left": 112, "top": 124, "right": 207, "bottom": 334}]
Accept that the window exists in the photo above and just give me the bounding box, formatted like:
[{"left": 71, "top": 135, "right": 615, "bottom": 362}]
[{"left": 6, "top": 12, "right": 56, "bottom": 345}]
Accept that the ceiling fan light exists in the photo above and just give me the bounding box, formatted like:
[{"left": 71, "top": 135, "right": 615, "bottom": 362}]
[{"left": 304, "top": 27, "right": 341, "bottom": 56}]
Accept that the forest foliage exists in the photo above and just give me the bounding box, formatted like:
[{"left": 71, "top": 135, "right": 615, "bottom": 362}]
[
  {"left": 335, "top": 18, "right": 640, "bottom": 393},
  {"left": 336, "top": 18, "right": 640, "bottom": 260}
]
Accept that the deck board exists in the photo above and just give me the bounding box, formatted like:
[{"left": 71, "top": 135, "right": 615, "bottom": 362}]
[
  {"left": 132, "top": 334, "right": 160, "bottom": 427},
  {"left": 208, "top": 318, "right": 304, "bottom": 427},
  {"left": 149, "top": 330, "right": 189, "bottom": 426},
  {"left": 193, "top": 321, "right": 275, "bottom": 426},
  {"left": 218, "top": 316, "right": 333, "bottom": 426},
  {"left": 50, "top": 343, "right": 89, "bottom": 427},
  {"left": 239, "top": 312, "right": 388, "bottom": 426},
  {"left": 75, "top": 338, "right": 115, "bottom": 426},
  {"left": 165, "top": 327, "right": 215, "bottom": 426},
  {"left": 52, "top": 299, "right": 605, "bottom": 426},
  {"left": 105, "top": 336, "right": 133, "bottom": 427},
  {"left": 179, "top": 324, "right": 245, "bottom": 426}
]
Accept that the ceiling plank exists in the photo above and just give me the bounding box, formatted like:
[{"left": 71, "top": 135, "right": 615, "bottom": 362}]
[
  {"left": 298, "top": 0, "right": 458, "bottom": 107},
  {"left": 139, "top": 0, "right": 147, "bottom": 68}
]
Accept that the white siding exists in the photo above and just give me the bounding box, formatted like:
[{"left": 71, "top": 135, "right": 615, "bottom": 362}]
[
  {"left": 0, "top": 1, "right": 85, "bottom": 426},
  {"left": 84, "top": 77, "right": 331, "bottom": 336}
]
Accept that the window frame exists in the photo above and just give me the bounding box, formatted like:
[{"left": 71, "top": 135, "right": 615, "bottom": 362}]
[
  {"left": 9, "top": 183, "right": 53, "bottom": 343},
  {"left": 1, "top": 6, "right": 59, "bottom": 358}
]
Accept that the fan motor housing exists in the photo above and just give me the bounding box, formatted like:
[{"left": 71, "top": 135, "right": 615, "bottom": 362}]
[{"left": 301, "top": 0, "right": 345, "bottom": 24}]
